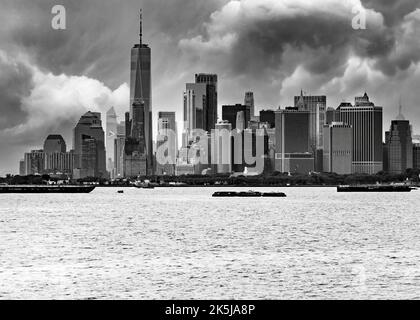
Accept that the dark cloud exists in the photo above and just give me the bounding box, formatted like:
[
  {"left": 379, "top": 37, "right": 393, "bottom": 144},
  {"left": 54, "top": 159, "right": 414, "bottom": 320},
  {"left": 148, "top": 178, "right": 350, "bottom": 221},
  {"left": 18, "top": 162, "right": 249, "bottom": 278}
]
[
  {"left": 3, "top": 0, "right": 226, "bottom": 88},
  {"left": 361, "top": 0, "right": 419, "bottom": 26},
  {"left": 0, "top": 57, "right": 32, "bottom": 129},
  {"left": 227, "top": 13, "right": 394, "bottom": 78}
]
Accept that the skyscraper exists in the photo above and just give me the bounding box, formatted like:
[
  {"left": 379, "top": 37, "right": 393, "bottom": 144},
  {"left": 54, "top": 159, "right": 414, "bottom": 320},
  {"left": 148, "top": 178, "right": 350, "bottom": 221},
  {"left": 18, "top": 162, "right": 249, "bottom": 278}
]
[
  {"left": 294, "top": 91, "right": 327, "bottom": 150},
  {"left": 19, "top": 159, "right": 25, "bottom": 176},
  {"left": 44, "top": 135, "right": 66, "bottom": 154},
  {"left": 127, "top": 10, "right": 153, "bottom": 176},
  {"left": 214, "top": 120, "right": 232, "bottom": 174},
  {"left": 156, "top": 111, "right": 177, "bottom": 176},
  {"left": 222, "top": 104, "right": 251, "bottom": 130},
  {"left": 24, "top": 150, "right": 45, "bottom": 176},
  {"left": 114, "top": 122, "right": 126, "bottom": 179},
  {"left": 124, "top": 98, "right": 147, "bottom": 177},
  {"left": 275, "top": 108, "right": 314, "bottom": 174},
  {"left": 244, "top": 92, "right": 255, "bottom": 118},
  {"left": 73, "top": 111, "right": 106, "bottom": 179},
  {"left": 183, "top": 83, "right": 207, "bottom": 145},
  {"left": 413, "top": 144, "right": 420, "bottom": 170},
  {"left": 106, "top": 107, "right": 118, "bottom": 174},
  {"left": 323, "top": 122, "right": 353, "bottom": 174},
  {"left": 384, "top": 104, "right": 413, "bottom": 174},
  {"left": 43, "top": 135, "right": 74, "bottom": 175},
  {"left": 260, "top": 110, "right": 276, "bottom": 129},
  {"left": 236, "top": 111, "right": 245, "bottom": 131},
  {"left": 195, "top": 73, "right": 218, "bottom": 132},
  {"left": 337, "top": 93, "right": 383, "bottom": 174}
]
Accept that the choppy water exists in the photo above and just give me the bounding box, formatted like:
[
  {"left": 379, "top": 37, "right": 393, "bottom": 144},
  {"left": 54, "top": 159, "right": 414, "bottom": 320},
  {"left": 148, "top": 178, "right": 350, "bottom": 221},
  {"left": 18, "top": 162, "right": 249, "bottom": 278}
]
[{"left": 0, "top": 187, "right": 419, "bottom": 300}]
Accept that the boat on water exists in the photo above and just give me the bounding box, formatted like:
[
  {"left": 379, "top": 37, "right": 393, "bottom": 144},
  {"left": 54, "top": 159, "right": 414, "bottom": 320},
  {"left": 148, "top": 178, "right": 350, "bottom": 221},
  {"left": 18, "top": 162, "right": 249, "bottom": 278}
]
[
  {"left": 133, "top": 180, "right": 156, "bottom": 189},
  {"left": 0, "top": 185, "right": 96, "bottom": 194},
  {"left": 337, "top": 185, "right": 413, "bottom": 193},
  {"left": 212, "top": 191, "right": 286, "bottom": 198}
]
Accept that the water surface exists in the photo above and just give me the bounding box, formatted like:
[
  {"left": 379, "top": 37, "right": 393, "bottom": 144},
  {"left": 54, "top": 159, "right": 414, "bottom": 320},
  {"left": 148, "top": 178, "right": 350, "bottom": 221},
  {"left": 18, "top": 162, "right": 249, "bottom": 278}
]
[{"left": 0, "top": 187, "right": 419, "bottom": 299}]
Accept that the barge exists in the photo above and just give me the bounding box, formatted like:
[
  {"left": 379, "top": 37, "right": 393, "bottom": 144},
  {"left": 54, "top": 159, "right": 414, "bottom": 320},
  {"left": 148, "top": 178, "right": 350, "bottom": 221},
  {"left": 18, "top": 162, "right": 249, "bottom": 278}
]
[
  {"left": 0, "top": 185, "right": 96, "bottom": 194},
  {"left": 337, "top": 185, "right": 413, "bottom": 193},
  {"left": 212, "top": 191, "right": 286, "bottom": 198}
]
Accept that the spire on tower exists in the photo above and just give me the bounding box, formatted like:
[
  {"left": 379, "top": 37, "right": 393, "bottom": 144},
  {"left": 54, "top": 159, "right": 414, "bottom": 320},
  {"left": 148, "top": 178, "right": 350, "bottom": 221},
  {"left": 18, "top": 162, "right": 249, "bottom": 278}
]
[
  {"left": 139, "top": 9, "right": 143, "bottom": 46},
  {"left": 396, "top": 96, "right": 405, "bottom": 120}
]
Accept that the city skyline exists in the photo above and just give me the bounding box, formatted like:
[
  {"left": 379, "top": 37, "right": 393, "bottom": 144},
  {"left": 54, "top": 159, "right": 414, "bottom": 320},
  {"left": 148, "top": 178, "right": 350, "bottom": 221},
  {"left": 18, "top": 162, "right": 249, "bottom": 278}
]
[{"left": 1, "top": 0, "right": 420, "bottom": 174}]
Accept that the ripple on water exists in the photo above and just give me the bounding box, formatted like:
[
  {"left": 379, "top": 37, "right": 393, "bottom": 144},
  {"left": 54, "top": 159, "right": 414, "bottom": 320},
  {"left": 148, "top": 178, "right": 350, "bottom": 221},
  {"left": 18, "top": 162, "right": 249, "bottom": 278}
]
[{"left": 0, "top": 187, "right": 419, "bottom": 299}]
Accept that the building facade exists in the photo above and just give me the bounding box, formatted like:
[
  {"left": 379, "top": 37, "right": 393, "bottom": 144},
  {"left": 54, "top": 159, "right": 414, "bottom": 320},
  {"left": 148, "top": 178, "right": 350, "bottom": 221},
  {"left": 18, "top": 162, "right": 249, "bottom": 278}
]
[
  {"left": 214, "top": 121, "right": 232, "bottom": 174},
  {"left": 156, "top": 112, "right": 177, "bottom": 176},
  {"left": 244, "top": 92, "right": 255, "bottom": 118},
  {"left": 260, "top": 110, "right": 276, "bottom": 129},
  {"left": 323, "top": 122, "right": 353, "bottom": 174},
  {"left": 73, "top": 112, "right": 106, "bottom": 179},
  {"left": 183, "top": 83, "right": 207, "bottom": 146},
  {"left": 275, "top": 108, "right": 314, "bottom": 174},
  {"left": 44, "top": 135, "right": 66, "bottom": 154},
  {"left": 413, "top": 144, "right": 420, "bottom": 169},
  {"left": 385, "top": 118, "right": 413, "bottom": 174},
  {"left": 336, "top": 94, "right": 383, "bottom": 174},
  {"left": 106, "top": 107, "right": 118, "bottom": 174},
  {"left": 24, "top": 150, "right": 45, "bottom": 176},
  {"left": 195, "top": 73, "right": 218, "bottom": 133},
  {"left": 222, "top": 104, "right": 251, "bottom": 130}
]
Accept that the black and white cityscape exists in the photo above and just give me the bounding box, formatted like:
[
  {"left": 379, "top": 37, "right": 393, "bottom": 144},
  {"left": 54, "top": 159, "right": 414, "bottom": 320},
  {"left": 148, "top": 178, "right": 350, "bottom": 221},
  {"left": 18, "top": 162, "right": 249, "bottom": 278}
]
[
  {"left": 0, "top": 0, "right": 419, "bottom": 302},
  {"left": 3, "top": 2, "right": 419, "bottom": 183}
]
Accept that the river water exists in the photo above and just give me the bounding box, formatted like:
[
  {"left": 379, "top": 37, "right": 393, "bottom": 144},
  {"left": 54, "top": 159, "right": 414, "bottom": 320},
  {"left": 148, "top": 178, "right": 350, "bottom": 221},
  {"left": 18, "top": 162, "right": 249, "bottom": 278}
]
[{"left": 0, "top": 187, "right": 419, "bottom": 299}]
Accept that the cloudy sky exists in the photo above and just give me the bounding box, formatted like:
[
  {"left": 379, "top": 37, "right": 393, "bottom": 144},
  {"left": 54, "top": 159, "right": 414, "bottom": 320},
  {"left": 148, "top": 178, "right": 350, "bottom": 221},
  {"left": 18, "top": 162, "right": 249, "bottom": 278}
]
[{"left": 1, "top": 0, "right": 420, "bottom": 174}]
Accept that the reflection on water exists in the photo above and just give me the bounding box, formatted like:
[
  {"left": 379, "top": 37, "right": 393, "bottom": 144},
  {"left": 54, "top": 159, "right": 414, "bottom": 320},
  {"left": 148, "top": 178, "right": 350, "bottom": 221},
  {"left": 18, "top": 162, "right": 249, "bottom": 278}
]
[{"left": 0, "top": 187, "right": 419, "bottom": 299}]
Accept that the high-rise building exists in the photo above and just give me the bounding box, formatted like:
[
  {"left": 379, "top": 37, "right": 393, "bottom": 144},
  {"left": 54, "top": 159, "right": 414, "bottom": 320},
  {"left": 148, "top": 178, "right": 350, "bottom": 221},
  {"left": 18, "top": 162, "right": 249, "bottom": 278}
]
[
  {"left": 127, "top": 10, "right": 153, "bottom": 176},
  {"left": 156, "top": 111, "right": 177, "bottom": 176},
  {"left": 325, "top": 107, "right": 341, "bottom": 125},
  {"left": 106, "top": 107, "right": 118, "bottom": 174},
  {"left": 42, "top": 135, "right": 74, "bottom": 175},
  {"left": 275, "top": 108, "right": 314, "bottom": 174},
  {"left": 384, "top": 104, "right": 413, "bottom": 174},
  {"left": 77, "top": 135, "right": 98, "bottom": 178},
  {"left": 214, "top": 121, "right": 232, "bottom": 174},
  {"left": 294, "top": 91, "right": 327, "bottom": 150},
  {"left": 260, "top": 110, "right": 276, "bottom": 129},
  {"left": 44, "top": 152, "right": 74, "bottom": 176},
  {"left": 21, "top": 135, "right": 74, "bottom": 177},
  {"left": 222, "top": 104, "right": 251, "bottom": 130},
  {"left": 336, "top": 93, "right": 383, "bottom": 174},
  {"left": 195, "top": 74, "right": 218, "bottom": 132},
  {"left": 236, "top": 111, "right": 245, "bottom": 131},
  {"left": 124, "top": 99, "right": 148, "bottom": 177},
  {"left": 413, "top": 144, "right": 420, "bottom": 170},
  {"left": 183, "top": 83, "right": 207, "bottom": 146},
  {"left": 44, "top": 135, "right": 66, "bottom": 154},
  {"left": 24, "top": 150, "right": 45, "bottom": 175},
  {"left": 244, "top": 92, "right": 255, "bottom": 118},
  {"left": 19, "top": 159, "right": 25, "bottom": 176},
  {"left": 114, "top": 122, "right": 126, "bottom": 179},
  {"left": 73, "top": 111, "right": 106, "bottom": 178},
  {"left": 323, "top": 122, "right": 353, "bottom": 174}
]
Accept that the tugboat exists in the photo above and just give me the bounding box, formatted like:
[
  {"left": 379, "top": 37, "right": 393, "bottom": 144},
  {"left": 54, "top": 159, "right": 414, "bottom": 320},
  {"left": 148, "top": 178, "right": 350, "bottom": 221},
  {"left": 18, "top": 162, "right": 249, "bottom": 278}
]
[
  {"left": 0, "top": 185, "right": 96, "bottom": 194},
  {"left": 212, "top": 191, "right": 286, "bottom": 198}
]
